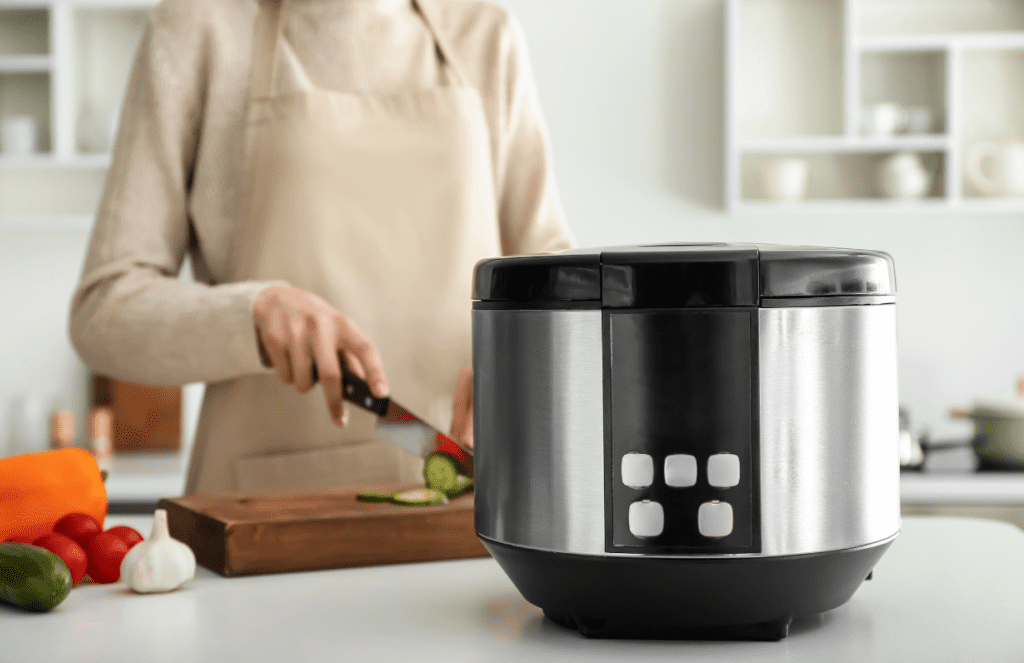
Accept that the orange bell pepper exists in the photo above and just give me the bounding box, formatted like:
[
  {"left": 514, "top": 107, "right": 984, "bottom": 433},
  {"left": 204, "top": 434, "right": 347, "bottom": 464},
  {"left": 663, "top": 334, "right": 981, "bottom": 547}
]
[{"left": 0, "top": 448, "right": 107, "bottom": 542}]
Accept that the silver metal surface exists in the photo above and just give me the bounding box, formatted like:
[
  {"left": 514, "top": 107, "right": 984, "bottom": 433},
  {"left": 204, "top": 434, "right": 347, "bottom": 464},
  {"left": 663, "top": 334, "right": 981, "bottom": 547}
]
[
  {"left": 473, "top": 309, "right": 606, "bottom": 554},
  {"left": 475, "top": 304, "right": 901, "bottom": 558},
  {"left": 758, "top": 305, "right": 902, "bottom": 556}
]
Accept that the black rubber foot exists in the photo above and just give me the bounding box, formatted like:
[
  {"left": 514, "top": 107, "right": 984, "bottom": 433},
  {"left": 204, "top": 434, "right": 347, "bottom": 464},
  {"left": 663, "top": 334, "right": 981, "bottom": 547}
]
[{"left": 486, "top": 536, "right": 895, "bottom": 641}]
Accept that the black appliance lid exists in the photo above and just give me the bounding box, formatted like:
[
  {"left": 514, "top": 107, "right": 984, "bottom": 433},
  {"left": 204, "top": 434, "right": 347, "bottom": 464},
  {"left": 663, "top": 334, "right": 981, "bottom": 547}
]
[{"left": 472, "top": 243, "right": 896, "bottom": 307}]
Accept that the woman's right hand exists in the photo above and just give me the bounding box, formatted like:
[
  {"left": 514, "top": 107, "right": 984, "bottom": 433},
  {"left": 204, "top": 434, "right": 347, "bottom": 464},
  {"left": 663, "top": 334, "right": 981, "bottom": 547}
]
[{"left": 253, "top": 284, "right": 388, "bottom": 427}]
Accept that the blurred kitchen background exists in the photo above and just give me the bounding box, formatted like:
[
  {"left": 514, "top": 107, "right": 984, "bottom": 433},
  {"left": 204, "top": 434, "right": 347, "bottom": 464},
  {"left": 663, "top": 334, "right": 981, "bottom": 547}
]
[{"left": 2, "top": 0, "right": 1024, "bottom": 518}]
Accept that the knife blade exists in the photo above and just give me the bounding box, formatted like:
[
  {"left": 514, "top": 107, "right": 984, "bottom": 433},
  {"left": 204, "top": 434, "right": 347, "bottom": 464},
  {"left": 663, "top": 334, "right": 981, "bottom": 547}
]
[{"left": 312, "top": 360, "right": 473, "bottom": 460}]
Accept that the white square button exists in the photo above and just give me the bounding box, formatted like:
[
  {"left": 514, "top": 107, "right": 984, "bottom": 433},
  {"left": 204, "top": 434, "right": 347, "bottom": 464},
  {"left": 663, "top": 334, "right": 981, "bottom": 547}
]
[
  {"left": 707, "top": 453, "right": 741, "bottom": 488},
  {"left": 628, "top": 500, "right": 664, "bottom": 538},
  {"left": 621, "top": 453, "right": 654, "bottom": 489},
  {"left": 664, "top": 454, "right": 697, "bottom": 488},
  {"left": 698, "top": 501, "right": 733, "bottom": 538}
]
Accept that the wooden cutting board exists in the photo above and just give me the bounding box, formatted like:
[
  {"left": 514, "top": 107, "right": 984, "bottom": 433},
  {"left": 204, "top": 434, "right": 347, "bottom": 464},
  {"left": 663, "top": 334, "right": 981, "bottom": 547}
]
[{"left": 158, "top": 488, "right": 489, "bottom": 577}]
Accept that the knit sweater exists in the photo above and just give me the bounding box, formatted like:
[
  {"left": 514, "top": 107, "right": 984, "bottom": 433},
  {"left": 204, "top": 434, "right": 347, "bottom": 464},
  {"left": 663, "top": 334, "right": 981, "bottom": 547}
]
[{"left": 70, "top": 0, "right": 572, "bottom": 386}]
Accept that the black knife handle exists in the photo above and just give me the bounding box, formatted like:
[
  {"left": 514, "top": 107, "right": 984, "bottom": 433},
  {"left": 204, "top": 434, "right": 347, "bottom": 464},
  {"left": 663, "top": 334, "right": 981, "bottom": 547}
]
[
  {"left": 311, "top": 360, "right": 390, "bottom": 417},
  {"left": 341, "top": 372, "right": 390, "bottom": 417}
]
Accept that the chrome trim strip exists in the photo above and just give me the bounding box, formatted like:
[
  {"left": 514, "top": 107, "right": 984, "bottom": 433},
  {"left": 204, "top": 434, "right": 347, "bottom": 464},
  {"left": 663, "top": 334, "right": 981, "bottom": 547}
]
[{"left": 479, "top": 529, "right": 900, "bottom": 560}]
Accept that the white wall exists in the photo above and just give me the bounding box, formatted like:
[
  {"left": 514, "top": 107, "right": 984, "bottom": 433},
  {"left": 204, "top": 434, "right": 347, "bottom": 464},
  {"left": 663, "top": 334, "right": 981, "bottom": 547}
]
[
  {"left": 0, "top": 0, "right": 1020, "bottom": 446},
  {"left": 500, "top": 0, "right": 1024, "bottom": 437}
]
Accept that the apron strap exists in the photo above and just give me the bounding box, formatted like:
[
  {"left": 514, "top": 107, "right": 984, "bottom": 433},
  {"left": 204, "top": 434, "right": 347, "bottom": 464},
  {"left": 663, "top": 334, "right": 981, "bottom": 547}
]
[
  {"left": 252, "top": 0, "right": 468, "bottom": 96},
  {"left": 250, "top": 0, "right": 288, "bottom": 100},
  {"left": 414, "top": 0, "right": 471, "bottom": 88}
]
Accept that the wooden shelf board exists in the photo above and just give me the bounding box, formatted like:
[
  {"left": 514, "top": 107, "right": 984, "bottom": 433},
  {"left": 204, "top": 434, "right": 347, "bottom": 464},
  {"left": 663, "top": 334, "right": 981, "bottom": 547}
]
[
  {"left": 740, "top": 135, "right": 950, "bottom": 153},
  {"left": 0, "top": 54, "right": 51, "bottom": 72},
  {"left": 860, "top": 32, "right": 1024, "bottom": 52}
]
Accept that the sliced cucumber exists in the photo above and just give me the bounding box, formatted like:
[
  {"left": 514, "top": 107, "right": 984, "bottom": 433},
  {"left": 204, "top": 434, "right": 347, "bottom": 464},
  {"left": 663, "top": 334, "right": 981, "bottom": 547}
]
[
  {"left": 356, "top": 492, "right": 394, "bottom": 503},
  {"left": 391, "top": 489, "right": 447, "bottom": 506},
  {"left": 424, "top": 452, "right": 460, "bottom": 492},
  {"left": 442, "top": 475, "right": 474, "bottom": 499}
]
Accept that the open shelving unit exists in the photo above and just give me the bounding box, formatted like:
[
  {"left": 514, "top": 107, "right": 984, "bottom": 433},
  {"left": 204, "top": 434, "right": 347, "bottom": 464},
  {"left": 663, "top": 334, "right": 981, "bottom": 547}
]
[
  {"left": 0, "top": 0, "right": 151, "bottom": 219},
  {"left": 726, "top": 0, "right": 1024, "bottom": 213}
]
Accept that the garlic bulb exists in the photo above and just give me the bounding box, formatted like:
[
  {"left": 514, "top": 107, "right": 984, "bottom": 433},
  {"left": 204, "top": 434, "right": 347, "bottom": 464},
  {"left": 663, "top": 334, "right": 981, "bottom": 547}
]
[{"left": 120, "top": 509, "right": 196, "bottom": 593}]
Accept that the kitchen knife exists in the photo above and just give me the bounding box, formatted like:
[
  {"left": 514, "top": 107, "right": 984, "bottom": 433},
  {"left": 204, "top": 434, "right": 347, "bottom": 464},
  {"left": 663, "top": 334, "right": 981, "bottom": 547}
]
[{"left": 312, "top": 361, "right": 473, "bottom": 460}]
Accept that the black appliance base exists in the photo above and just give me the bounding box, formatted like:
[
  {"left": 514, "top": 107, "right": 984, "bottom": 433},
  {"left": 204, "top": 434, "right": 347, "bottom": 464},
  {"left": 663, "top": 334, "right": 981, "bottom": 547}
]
[{"left": 482, "top": 536, "right": 894, "bottom": 641}]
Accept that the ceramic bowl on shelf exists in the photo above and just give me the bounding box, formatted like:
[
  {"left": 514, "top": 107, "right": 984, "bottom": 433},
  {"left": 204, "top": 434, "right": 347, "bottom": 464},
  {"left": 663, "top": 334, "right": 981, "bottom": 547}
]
[
  {"left": 877, "top": 152, "right": 933, "bottom": 199},
  {"left": 761, "top": 158, "right": 809, "bottom": 201},
  {"left": 861, "top": 103, "right": 908, "bottom": 137},
  {"left": 904, "top": 106, "right": 937, "bottom": 135},
  {"left": 966, "top": 138, "right": 1024, "bottom": 197}
]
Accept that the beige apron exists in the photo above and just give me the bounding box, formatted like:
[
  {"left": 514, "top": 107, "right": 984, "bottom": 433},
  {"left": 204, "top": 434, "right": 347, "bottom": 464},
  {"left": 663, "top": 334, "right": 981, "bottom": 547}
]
[{"left": 184, "top": 0, "right": 500, "bottom": 495}]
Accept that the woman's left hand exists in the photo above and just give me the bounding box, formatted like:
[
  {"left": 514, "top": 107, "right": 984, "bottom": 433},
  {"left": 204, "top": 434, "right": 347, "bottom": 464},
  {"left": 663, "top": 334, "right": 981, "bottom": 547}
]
[{"left": 450, "top": 366, "right": 474, "bottom": 450}]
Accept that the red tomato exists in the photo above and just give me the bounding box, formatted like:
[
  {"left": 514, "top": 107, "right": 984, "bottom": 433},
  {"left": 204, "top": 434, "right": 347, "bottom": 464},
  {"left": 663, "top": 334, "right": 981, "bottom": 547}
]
[
  {"left": 33, "top": 532, "right": 88, "bottom": 586},
  {"left": 54, "top": 512, "right": 102, "bottom": 547},
  {"left": 86, "top": 532, "right": 129, "bottom": 584},
  {"left": 105, "top": 525, "right": 143, "bottom": 550},
  {"left": 3, "top": 535, "right": 36, "bottom": 544}
]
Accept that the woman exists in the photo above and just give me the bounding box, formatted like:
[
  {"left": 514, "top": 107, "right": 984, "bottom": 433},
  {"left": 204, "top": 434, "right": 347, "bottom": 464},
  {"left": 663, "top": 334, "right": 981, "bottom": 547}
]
[{"left": 70, "top": 0, "right": 572, "bottom": 494}]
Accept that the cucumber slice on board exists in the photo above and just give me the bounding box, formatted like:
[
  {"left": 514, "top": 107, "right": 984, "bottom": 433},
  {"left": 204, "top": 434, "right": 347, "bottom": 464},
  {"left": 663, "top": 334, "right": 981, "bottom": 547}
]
[
  {"left": 391, "top": 489, "right": 447, "bottom": 506},
  {"left": 356, "top": 492, "right": 394, "bottom": 503},
  {"left": 442, "top": 475, "right": 474, "bottom": 499},
  {"left": 424, "top": 452, "right": 461, "bottom": 491}
]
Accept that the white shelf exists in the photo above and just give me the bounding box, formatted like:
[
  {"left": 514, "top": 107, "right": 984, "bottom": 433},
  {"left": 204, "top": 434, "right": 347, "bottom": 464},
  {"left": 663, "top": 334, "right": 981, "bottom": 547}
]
[
  {"left": 860, "top": 32, "right": 1024, "bottom": 52},
  {"left": 727, "top": 0, "right": 1024, "bottom": 213},
  {"left": 0, "top": 54, "right": 51, "bottom": 71},
  {"left": 734, "top": 198, "right": 951, "bottom": 215},
  {"left": 0, "top": 213, "right": 93, "bottom": 230},
  {"left": 0, "top": 0, "right": 151, "bottom": 214},
  {"left": 740, "top": 135, "right": 951, "bottom": 153},
  {"left": 735, "top": 198, "right": 1024, "bottom": 215},
  {"left": 0, "top": 152, "right": 110, "bottom": 168},
  {"left": 0, "top": 0, "right": 151, "bottom": 6}
]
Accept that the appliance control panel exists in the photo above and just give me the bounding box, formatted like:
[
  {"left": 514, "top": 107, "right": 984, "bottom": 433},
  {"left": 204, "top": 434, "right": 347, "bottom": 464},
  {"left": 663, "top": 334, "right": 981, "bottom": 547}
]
[{"left": 604, "top": 309, "right": 761, "bottom": 554}]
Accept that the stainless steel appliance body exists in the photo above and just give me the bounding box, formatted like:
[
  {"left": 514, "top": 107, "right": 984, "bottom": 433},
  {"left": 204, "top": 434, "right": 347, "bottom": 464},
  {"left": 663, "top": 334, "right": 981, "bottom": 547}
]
[{"left": 471, "top": 244, "right": 900, "bottom": 640}]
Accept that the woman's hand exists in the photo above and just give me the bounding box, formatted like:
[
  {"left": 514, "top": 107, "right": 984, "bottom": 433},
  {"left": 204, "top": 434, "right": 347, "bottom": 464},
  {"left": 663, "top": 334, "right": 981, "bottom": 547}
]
[
  {"left": 450, "top": 365, "right": 474, "bottom": 450},
  {"left": 254, "top": 284, "right": 388, "bottom": 427}
]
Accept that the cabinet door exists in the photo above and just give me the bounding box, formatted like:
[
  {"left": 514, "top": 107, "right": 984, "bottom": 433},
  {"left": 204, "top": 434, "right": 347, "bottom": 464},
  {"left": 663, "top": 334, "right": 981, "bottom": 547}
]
[{"left": 92, "top": 375, "right": 181, "bottom": 451}]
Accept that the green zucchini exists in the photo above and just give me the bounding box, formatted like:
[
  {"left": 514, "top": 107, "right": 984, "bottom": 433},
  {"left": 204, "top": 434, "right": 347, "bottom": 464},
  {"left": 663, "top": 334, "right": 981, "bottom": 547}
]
[
  {"left": 0, "top": 542, "right": 73, "bottom": 612},
  {"left": 424, "top": 452, "right": 461, "bottom": 491}
]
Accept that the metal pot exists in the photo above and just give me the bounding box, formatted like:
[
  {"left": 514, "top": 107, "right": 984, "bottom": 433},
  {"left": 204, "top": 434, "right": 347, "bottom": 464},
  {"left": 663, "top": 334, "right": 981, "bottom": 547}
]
[{"left": 951, "top": 401, "right": 1024, "bottom": 469}]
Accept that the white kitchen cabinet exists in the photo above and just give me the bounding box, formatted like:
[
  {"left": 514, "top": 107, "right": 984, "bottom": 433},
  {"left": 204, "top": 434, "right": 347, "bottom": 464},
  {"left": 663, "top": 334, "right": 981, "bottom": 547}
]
[
  {"left": 726, "top": 0, "right": 1024, "bottom": 213},
  {"left": 0, "top": 0, "right": 153, "bottom": 219}
]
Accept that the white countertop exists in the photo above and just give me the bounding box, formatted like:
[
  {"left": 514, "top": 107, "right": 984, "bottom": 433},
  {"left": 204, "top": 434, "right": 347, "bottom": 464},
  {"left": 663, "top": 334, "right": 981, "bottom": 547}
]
[
  {"left": 2, "top": 516, "right": 1023, "bottom": 662},
  {"left": 101, "top": 452, "right": 1024, "bottom": 506},
  {"left": 103, "top": 452, "right": 187, "bottom": 502},
  {"left": 899, "top": 472, "right": 1024, "bottom": 503}
]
